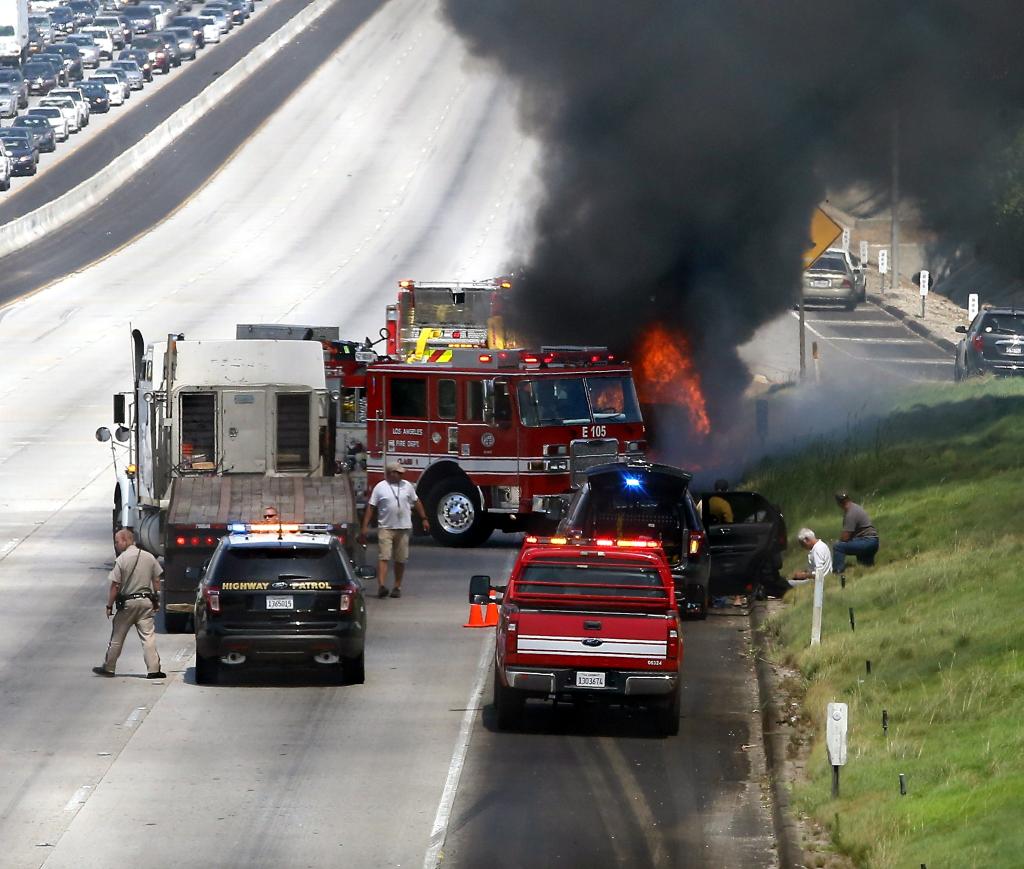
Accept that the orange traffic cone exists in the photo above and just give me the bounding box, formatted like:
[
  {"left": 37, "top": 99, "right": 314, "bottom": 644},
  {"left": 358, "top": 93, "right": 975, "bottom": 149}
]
[
  {"left": 463, "top": 603, "right": 488, "bottom": 628},
  {"left": 463, "top": 600, "right": 500, "bottom": 628}
]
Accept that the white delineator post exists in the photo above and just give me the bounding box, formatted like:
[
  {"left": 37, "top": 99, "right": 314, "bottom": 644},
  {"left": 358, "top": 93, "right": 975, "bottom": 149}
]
[
  {"left": 878, "top": 248, "right": 889, "bottom": 293},
  {"left": 968, "top": 293, "right": 979, "bottom": 322},
  {"left": 826, "top": 702, "right": 849, "bottom": 798},
  {"left": 810, "top": 565, "right": 825, "bottom": 646},
  {"left": 919, "top": 269, "right": 930, "bottom": 318}
]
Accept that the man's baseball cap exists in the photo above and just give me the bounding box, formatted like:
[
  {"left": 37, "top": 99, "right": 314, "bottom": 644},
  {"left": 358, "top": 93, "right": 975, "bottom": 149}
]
[
  {"left": 834, "top": 490, "right": 849, "bottom": 503},
  {"left": 385, "top": 462, "right": 406, "bottom": 474}
]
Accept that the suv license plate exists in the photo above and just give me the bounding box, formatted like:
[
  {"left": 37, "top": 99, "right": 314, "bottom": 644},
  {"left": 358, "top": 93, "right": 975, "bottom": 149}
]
[
  {"left": 266, "top": 596, "right": 294, "bottom": 610},
  {"left": 1005, "top": 345, "right": 1022, "bottom": 355},
  {"left": 576, "top": 671, "right": 605, "bottom": 688}
]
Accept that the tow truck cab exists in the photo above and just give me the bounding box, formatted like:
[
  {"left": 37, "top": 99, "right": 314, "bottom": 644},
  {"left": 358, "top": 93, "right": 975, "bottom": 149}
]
[{"left": 477, "top": 536, "right": 682, "bottom": 735}]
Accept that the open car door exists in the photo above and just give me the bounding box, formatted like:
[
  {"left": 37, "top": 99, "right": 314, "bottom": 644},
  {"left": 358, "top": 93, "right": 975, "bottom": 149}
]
[{"left": 700, "top": 491, "right": 785, "bottom": 595}]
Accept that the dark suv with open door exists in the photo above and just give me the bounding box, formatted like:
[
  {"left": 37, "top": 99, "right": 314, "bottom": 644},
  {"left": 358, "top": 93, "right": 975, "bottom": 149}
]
[
  {"left": 698, "top": 489, "right": 788, "bottom": 599},
  {"left": 557, "top": 460, "right": 711, "bottom": 618},
  {"left": 193, "top": 524, "right": 372, "bottom": 685}
]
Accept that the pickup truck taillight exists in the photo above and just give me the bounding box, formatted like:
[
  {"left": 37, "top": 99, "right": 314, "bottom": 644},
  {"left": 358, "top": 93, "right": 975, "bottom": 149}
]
[
  {"left": 203, "top": 586, "right": 220, "bottom": 614},
  {"left": 502, "top": 604, "right": 519, "bottom": 654},
  {"left": 687, "top": 530, "right": 706, "bottom": 558},
  {"left": 667, "top": 625, "right": 680, "bottom": 660}
]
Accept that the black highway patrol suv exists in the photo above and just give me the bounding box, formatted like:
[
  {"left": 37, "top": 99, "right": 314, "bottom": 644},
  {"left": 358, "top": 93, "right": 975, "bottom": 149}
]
[{"left": 193, "top": 523, "right": 371, "bottom": 685}]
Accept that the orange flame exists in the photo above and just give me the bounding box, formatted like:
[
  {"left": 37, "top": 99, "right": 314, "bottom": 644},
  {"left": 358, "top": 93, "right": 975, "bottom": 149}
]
[{"left": 634, "top": 324, "right": 711, "bottom": 436}]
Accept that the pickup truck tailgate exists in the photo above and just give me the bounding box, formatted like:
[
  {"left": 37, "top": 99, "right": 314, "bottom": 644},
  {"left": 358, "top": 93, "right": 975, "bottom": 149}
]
[{"left": 513, "top": 609, "right": 673, "bottom": 669}]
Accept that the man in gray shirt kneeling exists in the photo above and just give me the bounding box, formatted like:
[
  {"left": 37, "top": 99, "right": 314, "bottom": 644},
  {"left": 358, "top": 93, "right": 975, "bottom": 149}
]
[{"left": 832, "top": 491, "right": 879, "bottom": 573}]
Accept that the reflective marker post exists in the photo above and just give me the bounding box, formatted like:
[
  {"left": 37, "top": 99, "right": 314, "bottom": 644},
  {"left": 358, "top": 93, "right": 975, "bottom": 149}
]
[
  {"left": 919, "top": 269, "right": 930, "bottom": 318},
  {"left": 968, "top": 292, "right": 979, "bottom": 322},
  {"left": 878, "top": 248, "right": 889, "bottom": 294},
  {"left": 826, "top": 702, "right": 849, "bottom": 799}
]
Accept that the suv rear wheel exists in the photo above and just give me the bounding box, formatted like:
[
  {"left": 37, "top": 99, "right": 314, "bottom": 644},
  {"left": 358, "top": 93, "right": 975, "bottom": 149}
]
[
  {"left": 195, "top": 654, "right": 219, "bottom": 685},
  {"left": 343, "top": 651, "right": 365, "bottom": 685}
]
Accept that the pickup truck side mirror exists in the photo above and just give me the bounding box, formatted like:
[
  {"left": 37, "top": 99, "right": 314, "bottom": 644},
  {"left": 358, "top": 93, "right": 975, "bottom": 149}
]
[
  {"left": 469, "top": 574, "right": 491, "bottom": 603},
  {"left": 184, "top": 566, "right": 201, "bottom": 583},
  {"left": 954, "top": 325, "right": 968, "bottom": 334}
]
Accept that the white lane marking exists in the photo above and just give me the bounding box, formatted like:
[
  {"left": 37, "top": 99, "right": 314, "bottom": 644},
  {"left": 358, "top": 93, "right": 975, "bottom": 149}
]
[
  {"left": 823, "top": 336, "right": 922, "bottom": 344},
  {"left": 806, "top": 318, "right": 899, "bottom": 326},
  {"left": 850, "top": 357, "right": 950, "bottom": 365},
  {"left": 63, "top": 785, "right": 92, "bottom": 812},
  {"left": 122, "top": 706, "right": 147, "bottom": 729},
  {"left": 422, "top": 634, "right": 492, "bottom": 869}
]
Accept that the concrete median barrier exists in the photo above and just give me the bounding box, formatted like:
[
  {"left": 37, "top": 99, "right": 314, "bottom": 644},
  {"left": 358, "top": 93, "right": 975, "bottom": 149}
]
[{"left": 0, "top": 0, "right": 340, "bottom": 262}]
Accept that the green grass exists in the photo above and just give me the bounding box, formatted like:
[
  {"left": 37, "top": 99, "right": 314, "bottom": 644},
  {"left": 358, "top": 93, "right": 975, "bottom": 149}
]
[{"left": 745, "top": 378, "right": 1024, "bottom": 868}]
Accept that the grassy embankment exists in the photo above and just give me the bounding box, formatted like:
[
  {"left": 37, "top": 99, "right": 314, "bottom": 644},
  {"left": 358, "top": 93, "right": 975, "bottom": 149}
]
[{"left": 745, "top": 379, "right": 1024, "bottom": 868}]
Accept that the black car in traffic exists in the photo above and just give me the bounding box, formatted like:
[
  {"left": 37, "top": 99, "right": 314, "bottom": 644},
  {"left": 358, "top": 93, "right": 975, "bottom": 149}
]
[
  {"left": 21, "top": 60, "right": 60, "bottom": 94},
  {"left": 193, "top": 526, "right": 370, "bottom": 685},
  {"left": 78, "top": 80, "right": 111, "bottom": 113},
  {"left": 10, "top": 115, "right": 57, "bottom": 152},
  {"left": 0, "top": 131, "right": 39, "bottom": 175},
  {"left": 954, "top": 307, "right": 1024, "bottom": 379},
  {"left": 557, "top": 459, "right": 713, "bottom": 618}
]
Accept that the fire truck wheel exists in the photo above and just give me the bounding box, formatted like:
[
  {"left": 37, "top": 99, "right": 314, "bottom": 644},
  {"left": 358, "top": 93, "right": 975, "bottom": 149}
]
[
  {"left": 425, "top": 478, "right": 492, "bottom": 547},
  {"left": 493, "top": 675, "right": 524, "bottom": 730}
]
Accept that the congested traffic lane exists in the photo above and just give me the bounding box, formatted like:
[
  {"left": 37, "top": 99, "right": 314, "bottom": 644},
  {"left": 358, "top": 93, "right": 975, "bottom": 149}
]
[
  {"left": 0, "top": 0, "right": 335, "bottom": 218},
  {"left": 0, "top": 0, "right": 382, "bottom": 306},
  {"left": 740, "top": 301, "right": 950, "bottom": 384}
]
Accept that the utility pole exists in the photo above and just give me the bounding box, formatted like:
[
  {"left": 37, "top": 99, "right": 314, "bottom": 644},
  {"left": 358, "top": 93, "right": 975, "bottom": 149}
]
[{"left": 890, "top": 110, "right": 900, "bottom": 292}]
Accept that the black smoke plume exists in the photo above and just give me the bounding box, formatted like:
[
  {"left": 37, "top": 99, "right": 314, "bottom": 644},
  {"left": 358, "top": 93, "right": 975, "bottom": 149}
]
[{"left": 442, "top": 0, "right": 1024, "bottom": 433}]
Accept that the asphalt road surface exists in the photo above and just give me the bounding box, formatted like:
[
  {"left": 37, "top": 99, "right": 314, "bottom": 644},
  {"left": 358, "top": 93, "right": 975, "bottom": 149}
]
[
  {"left": 0, "top": 0, "right": 777, "bottom": 865},
  {"left": 741, "top": 302, "right": 951, "bottom": 385}
]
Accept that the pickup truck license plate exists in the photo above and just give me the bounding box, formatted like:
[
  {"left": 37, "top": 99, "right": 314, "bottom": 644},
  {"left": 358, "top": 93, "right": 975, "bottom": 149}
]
[
  {"left": 810, "top": 279, "right": 830, "bottom": 288},
  {"left": 266, "top": 596, "right": 294, "bottom": 610},
  {"left": 576, "top": 671, "right": 605, "bottom": 688}
]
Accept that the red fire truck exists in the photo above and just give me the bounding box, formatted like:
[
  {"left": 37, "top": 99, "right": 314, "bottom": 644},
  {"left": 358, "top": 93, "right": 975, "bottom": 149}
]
[
  {"left": 361, "top": 347, "right": 646, "bottom": 546},
  {"left": 242, "top": 280, "right": 648, "bottom": 547}
]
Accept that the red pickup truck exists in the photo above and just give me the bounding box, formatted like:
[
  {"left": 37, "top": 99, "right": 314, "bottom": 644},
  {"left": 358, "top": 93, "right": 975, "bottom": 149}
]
[{"left": 471, "top": 536, "right": 683, "bottom": 735}]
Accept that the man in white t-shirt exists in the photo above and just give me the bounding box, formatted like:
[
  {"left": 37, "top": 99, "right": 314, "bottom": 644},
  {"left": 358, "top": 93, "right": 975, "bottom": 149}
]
[
  {"left": 359, "top": 462, "right": 430, "bottom": 599},
  {"left": 790, "top": 527, "right": 832, "bottom": 586}
]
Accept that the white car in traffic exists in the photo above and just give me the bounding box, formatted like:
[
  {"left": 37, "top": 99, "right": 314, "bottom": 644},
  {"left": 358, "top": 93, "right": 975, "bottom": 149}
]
[
  {"left": 82, "top": 27, "right": 116, "bottom": 59},
  {"left": 39, "top": 96, "right": 81, "bottom": 133},
  {"left": 89, "top": 72, "right": 127, "bottom": 105},
  {"left": 51, "top": 87, "right": 91, "bottom": 127},
  {"left": 26, "top": 106, "right": 69, "bottom": 141}
]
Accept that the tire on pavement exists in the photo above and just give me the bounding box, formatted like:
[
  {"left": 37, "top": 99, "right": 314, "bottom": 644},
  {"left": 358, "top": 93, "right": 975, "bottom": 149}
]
[{"left": 425, "top": 477, "right": 492, "bottom": 547}]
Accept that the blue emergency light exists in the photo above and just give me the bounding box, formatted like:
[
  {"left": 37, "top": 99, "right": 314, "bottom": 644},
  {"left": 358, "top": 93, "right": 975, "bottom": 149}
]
[{"left": 624, "top": 476, "right": 641, "bottom": 488}]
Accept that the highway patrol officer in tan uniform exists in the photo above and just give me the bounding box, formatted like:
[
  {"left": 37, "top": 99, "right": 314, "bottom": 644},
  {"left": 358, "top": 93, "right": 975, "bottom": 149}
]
[{"left": 93, "top": 529, "right": 166, "bottom": 679}]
